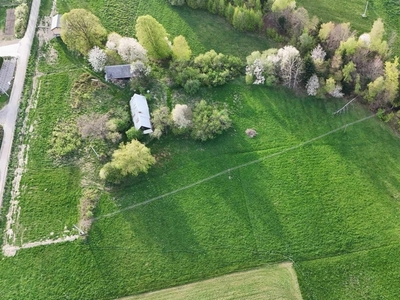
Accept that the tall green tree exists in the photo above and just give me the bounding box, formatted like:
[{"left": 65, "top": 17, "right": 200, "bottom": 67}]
[
  {"left": 171, "top": 35, "right": 192, "bottom": 61},
  {"left": 135, "top": 15, "right": 172, "bottom": 60},
  {"left": 99, "top": 140, "right": 155, "bottom": 183},
  {"left": 61, "top": 9, "right": 107, "bottom": 55}
]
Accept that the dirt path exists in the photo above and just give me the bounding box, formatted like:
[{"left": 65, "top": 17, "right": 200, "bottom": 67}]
[{"left": 3, "top": 235, "right": 80, "bottom": 257}]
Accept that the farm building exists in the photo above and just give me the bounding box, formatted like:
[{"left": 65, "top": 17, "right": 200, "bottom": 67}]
[
  {"left": 129, "top": 94, "right": 153, "bottom": 134},
  {"left": 104, "top": 64, "right": 132, "bottom": 82},
  {"left": 51, "top": 14, "right": 62, "bottom": 36}
]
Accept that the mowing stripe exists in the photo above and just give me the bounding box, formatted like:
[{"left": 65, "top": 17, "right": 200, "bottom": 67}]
[{"left": 94, "top": 114, "right": 376, "bottom": 221}]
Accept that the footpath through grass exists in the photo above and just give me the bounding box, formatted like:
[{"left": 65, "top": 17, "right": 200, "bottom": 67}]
[{"left": 121, "top": 263, "right": 302, "bottom": 300}]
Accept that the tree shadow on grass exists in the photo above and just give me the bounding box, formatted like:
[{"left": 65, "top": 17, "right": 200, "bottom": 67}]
[{"left": 171, "top": 5, "right": 275, "bottom": 59}]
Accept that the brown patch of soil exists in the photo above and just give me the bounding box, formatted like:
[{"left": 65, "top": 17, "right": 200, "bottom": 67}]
[{"left": 5, "top": 9, "right": 15, "bottom": 36}]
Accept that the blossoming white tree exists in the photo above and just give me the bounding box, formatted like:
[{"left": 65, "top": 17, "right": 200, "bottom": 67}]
[
  {"left": 130, "top": 60, "right": 151, "bottom": 78},
  {"left": 117, "top": 37, "right": 148, "bottom": 63},
  {"left": 172, "top": 104, "right": 192, "bottom": 129},
  {"left": 106, "top": 32, "right": 122, "bottom": 50},
  {"left": 88, "top": 46, "right": 107, "bottom": 72},
  {"left": 311, "top": 44, "right": 326, "bottom": 63},
  {"left": 245, "top": 49, "right": 278, "bottom": 86},
  {"left": 277, "top": 46, "right": 303, "bottom": 89},
  {"left": 306, "top": 74, "right": 319, "bottom": 96}
]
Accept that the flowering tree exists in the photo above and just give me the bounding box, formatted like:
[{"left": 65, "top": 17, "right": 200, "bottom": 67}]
[
  {"left": 130, "top": 60, "right": 151, "bottom": 78},
  {"left": 106, "top": 32, "right": 122, "bottom": 50},
  {"left": 311, "top": 44, "right": 326, "bottom": 63},
  {"left": 325, "top": 77, "right": 344, "bottom": 98},
  {"left": 172, "top": 104, "right": 192, "bottom": 129},
  {"left": 88, "top": 46, "right": 107, "bottom": 72},
  {"left": 277, "top": 46, "right": 303, "bottom": 88},
  {"left": 245, "top": 49, "right": 278, "bottom": 86},
  {"left": 117, "top": 37, "right": 148, "bottom": 63},
  {"left": 306, "top": 74, "right": 319, "bottom": 96}
]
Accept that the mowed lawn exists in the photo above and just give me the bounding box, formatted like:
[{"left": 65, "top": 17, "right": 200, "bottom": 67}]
[
  {"left": 1, "top": 0, "right": 400, "bottom": 299},
  {"left": 121, "top": 263, "right": 302, "bottom": 300}
]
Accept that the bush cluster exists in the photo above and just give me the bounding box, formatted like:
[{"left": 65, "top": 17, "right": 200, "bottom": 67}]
[
  {"left": 14, "top": 3, "right": 29, "bottom": 38},
  {"left": 170, "top": 50, "right": 243, "bottom": 94}
]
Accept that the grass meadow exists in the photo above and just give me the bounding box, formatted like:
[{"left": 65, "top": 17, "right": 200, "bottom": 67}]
[
  {"left": 121, "top": 263, "right": 302, "bottom": 300},
  {"left": 0, "top": 0, "right": 400, "bottom": 299}
]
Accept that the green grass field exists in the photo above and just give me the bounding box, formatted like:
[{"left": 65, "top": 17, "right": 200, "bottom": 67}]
[
  {"left": 57, "top": 0, "right": 274, "bottom": 58},
  {"left": 1, "top": 0, "right": 400, "bottom": 299},
  {"left": 121, "top": 263, "right": 302, "bottom": 300}
]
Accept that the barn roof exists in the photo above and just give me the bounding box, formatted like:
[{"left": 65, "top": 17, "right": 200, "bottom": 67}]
[
  {"left": 51, "top": 14, "right": 61, "bottom": 30},
  {"left": 104, "top": 64, "right": 132, "bottom": 81},
  {"left": 129, "top": 94, "right": 152, "bottom": 134}
]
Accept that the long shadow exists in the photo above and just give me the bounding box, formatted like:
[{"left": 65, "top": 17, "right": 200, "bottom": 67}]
[{"left": 171, "top": 5, "right": 276, "bottom": 58}]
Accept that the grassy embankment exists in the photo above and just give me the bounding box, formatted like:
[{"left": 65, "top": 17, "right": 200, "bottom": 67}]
[{"left": 0, "top": 0, "right": 400, "bottom": 299}]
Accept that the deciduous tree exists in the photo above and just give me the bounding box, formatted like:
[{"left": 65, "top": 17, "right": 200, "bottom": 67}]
[
  {"left": 277, "top": 45, "right": 303, "bottom": 88},
  {"left": 99, "top": 140, "right": 155, "bottom": 183},
  {"left": 61, "top": 9, "right": 107, "bottom": 55},
  {"left": 191, "top": 100, "right": 232, "bottom": 141},
  {"left": 117, "top": 37, "right": 148, "bottom": 63},
  {"left": 135, "top": 15, "right": 172, "bottom": 60},
  {"left": 172, "top": 104, "right": 192, "bottom": 129},
  {"left": 88, "top": 46, "right": 107, "bottom": 72},
  {"left": 171, "top": 35, "right": 192, "bottom": 61}
]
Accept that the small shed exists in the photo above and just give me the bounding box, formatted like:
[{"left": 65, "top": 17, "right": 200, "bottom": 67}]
[
  {"left": 51, "top": 14, "right": 62, "bottom": 36},
  {"left": 104, "top": 65, "right": 132, "bottom": 81},
  {"left": 129, "top": 94, "right": 153, "bottom": 134}
]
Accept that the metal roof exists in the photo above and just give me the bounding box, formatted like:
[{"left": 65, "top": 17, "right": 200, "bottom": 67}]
[
  {"left": 129, "top": 94, "right": 152, "bottom": 133},
  {"left": 51, "top": 14, "right": 61, "bottom": 30},
  {"left": 104, "top": 64, "right": 132, "bottom": 80}
]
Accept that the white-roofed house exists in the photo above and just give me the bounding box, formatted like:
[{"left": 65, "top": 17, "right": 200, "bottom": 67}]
[
  {"left": 129, "top": 94, "right": 153, "bottom": 134},
  {"left": 51, "top": 14, "right": 62, "bottom": 37}
]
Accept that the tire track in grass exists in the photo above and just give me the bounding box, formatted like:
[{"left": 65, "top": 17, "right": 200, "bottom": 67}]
[{"left": 95, "top": 114, "right": 376, "bottom": 221}]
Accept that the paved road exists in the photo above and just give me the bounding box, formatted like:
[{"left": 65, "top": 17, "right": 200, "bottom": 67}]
[
  {"left": 0, "top": 0, "right": 41, "bottom": 208},
  {"left": 0, "top": 43, "right": 19, "bottom": 57}
]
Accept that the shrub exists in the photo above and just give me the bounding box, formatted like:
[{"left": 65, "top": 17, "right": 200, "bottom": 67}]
[
  {"left": 14, "top": 3, "right": 29, "bottom": 38},
  {"left": 48, "top": 119, "right": 81, "bottom": 158},
  {"left": 245, "top": 128, "right": 257, "bottom": 138},
  {"left": 171, "top": 50, "right": 242, "bottom": 92},
  {"left": 99, "top": 140, "right": 155, "bottom": 183},
  {"left": 151, "top": 106, "right": 172, "bottom": 137},
  {"left": 184, "top": 79, "right": 201, "bottom": 95},
  {"left": 191, "top": 99, "right": 232, "bottom": 141},
  {"left": 126, "top": 127, "right": 143, "bottom": 141}
]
